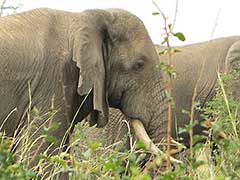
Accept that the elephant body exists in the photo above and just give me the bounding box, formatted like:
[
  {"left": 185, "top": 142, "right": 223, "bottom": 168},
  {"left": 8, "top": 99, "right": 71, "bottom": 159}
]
[
  {"left": 0, "top": 8, "right": 167, "bottom": 179},
  {"left": 0, "top": 9, "right": 72, "bottom": 135},
  {"left": 82, "top": 37, "right": 240, "bottom": 149}
]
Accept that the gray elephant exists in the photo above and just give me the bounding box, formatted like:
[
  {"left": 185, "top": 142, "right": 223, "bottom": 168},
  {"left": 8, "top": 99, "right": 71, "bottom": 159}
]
[
  {"left": 159, "top": 36, "right": 240, "bottom": 145},
  {"left": 0, "top": 8, "right": 169, "bottom": 179},
  {"left": 81, "top": 36, "right": 240, "bottom": 154}
]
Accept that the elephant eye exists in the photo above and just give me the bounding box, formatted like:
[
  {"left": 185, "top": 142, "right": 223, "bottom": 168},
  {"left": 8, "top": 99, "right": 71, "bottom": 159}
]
[{"left": 132, "top": 60, "right": 145, "bottom": 71}]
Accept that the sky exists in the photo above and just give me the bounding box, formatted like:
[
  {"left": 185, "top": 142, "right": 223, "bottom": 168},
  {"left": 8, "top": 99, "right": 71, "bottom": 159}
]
[{"left": 5, "top": 0, "right": 240, "bottom": 46}]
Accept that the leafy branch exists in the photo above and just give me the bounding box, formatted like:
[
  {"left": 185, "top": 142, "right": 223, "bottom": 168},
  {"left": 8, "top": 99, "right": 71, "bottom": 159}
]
[{"left": 152, "top": 0, "right": 185, "bottom": 170}]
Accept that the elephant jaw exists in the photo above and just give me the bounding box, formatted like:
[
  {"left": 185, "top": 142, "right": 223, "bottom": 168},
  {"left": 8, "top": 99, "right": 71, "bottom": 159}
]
[{"left": 130, "top": 119, "right": 182, "bottom": 164}]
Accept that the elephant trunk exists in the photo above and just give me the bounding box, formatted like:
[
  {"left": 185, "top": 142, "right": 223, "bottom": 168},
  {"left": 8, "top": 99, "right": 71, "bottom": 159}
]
[
  {"left": 146, "top": 70, "right": 169, "bottom": 143},
  {"left": 119, "top": 69, "right": 171, "bottom": 151}
]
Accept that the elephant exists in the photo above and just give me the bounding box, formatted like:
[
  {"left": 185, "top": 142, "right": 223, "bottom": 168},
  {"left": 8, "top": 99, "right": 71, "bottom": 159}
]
[
  {"left": 158, "top": 36, "right": 240, "bottom": 144},
  {"left": 0, "top": 8, "right": 169, "bottom": 179},
  {"left": 79, "top": 36, "right": 240, "bottom": 156}
]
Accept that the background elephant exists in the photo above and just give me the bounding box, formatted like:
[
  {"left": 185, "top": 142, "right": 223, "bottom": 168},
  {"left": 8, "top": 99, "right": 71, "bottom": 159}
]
[
  {"left": 0, "top": 8, "right": 169, "bottom": 179},
  {"left": 159, "top": 36, "right": 240, "bottom": 144},
  {"left": 79, "top": 36, "right": 240, "bottom": 153}
]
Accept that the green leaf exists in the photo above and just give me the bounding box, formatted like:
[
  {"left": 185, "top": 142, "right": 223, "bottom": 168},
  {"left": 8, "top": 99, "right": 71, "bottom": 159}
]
[
  {"left": 155, "top": 157, "right": 163, "bottom": 166},
  {"left": 214, "top": 177, "right": 225, "bottom": 180},
  {"left": 168, "top": 24, "right": 172, "bottom": 30},
  {"left": 159, "top": 50, "right": 167, "bottom": 56},
  {"left": 171, "top": 70, "right": 177, "bottom": 79},
  {"left": 152, "top": 12, "right": 160, "bottom": 16},
  {"left": 26, "top": 171, "right": 37, "bottom": 178},
  {"left": 192, "top": 159, "right": 205, "bottom": 169},
  {"left": 141, "top": 174, "right": 151, "bottom": 180},
  {"left": 89, "top": 142, "right": 102, "bottom": 151},
  {"left": 173, "top": 48, "right": 181, "bottom": 53},
  {"left": 43, "top": 122, "right": 60, "bottom": 134},
  {"left": 136, "top": 153, "right": 147, "bottom": 164},
  {"left": 159, "top": 61, "right": 168, "bottom": 71},
  {"left": 173, "top": 32, "right": 186, "bottom": 41},
  {"left": 135, "top": 141, "right": 146, "bottom": 149},
  {"left": 44, "top": 135, "right": 57, "bottom": 144},
  {"left": 161, "top": 37, "right": 168, "bottom": 45},
  {"left": 50, "top": 155, "right": 66, "bottom": 167}
]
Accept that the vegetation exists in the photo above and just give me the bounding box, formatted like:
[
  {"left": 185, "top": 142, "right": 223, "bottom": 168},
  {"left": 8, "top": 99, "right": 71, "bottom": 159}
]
[{"left": 0, "top": 73, "right": 240, "bottom": 179}]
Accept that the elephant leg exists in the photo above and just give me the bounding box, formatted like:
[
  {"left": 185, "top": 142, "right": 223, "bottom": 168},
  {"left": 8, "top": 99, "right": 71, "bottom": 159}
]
[
  {"left": 74, "top": 108, "right": 131, "bottom": 159},
  {"left": 104, "top": 108, "right": 131, "bottom": 147},
  {"left": 78, "top": 108, "right": 131, "bottom": 150}
]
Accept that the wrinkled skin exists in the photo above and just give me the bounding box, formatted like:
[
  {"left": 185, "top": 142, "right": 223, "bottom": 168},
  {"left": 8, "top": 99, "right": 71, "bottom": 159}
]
[
  {"left": 78, "top": 108, "right": 131, "bottom": 152},
  {"left": 82, "top": 37, "right": 240, "bottom": 150},
  {"left": 0, "top": 8, "right": 167, "bottom": 179}
]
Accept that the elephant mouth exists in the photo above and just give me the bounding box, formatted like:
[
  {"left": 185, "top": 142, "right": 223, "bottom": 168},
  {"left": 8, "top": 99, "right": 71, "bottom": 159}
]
[{"left": 130, "top": 119, "right": 182, "bottom": 164}]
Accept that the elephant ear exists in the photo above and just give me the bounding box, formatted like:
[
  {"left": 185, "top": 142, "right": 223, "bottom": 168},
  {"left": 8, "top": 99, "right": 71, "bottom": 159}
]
[{"left": 72, "top": 10, "right": 111, "bottom": 127}]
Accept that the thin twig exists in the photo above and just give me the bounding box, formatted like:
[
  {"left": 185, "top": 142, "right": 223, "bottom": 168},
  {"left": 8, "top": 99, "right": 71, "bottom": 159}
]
[
  {"left": 152, "top": 0, "right": 176, "bottom": 170},
  {"left": 171, "top": 0, "right": 179, "bottom": 31}
]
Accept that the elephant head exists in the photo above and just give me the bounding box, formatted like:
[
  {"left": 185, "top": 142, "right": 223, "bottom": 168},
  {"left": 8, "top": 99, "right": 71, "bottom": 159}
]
[{"left": 71, "top": 8, "right": 168, "bottom": 142}]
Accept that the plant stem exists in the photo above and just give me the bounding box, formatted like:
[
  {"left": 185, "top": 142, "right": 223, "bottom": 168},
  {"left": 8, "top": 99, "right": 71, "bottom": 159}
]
[
  {"left": 152, "top": 0, "right": 173, "bottom": 170},
  {"left": 166, "top": 38, "right": 173, "bottom": 170}
]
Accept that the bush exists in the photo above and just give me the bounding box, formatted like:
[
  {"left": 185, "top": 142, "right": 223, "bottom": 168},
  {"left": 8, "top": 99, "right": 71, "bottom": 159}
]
[
  {"left": 203, "top": 69, "right": 240, "bottom": 179},
  {"left": 0, "top": 133, "right": 37, "bottom": 180}
]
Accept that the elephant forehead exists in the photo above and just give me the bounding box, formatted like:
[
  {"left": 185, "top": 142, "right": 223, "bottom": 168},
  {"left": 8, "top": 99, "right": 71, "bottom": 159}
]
[
  {"left": 116, "top": 23, "right": 148, "bottom": 42},
  {"left": 117, "top": 39, "right": 148, "bottom": 52},
  {"left": 107, "top": 8, "right": 144, "bottom": 25},
  {"left": 113, "top": 41, "right": 157, "bottom": 67},
  {"left": 108, "top": 14, "right": 148, "bottom": 41}
]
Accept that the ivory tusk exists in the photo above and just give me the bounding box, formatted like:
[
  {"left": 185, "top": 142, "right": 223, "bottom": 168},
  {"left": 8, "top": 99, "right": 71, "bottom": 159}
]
[{"left": 131, "top": 119, "right": 182, "bottom": 164}]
